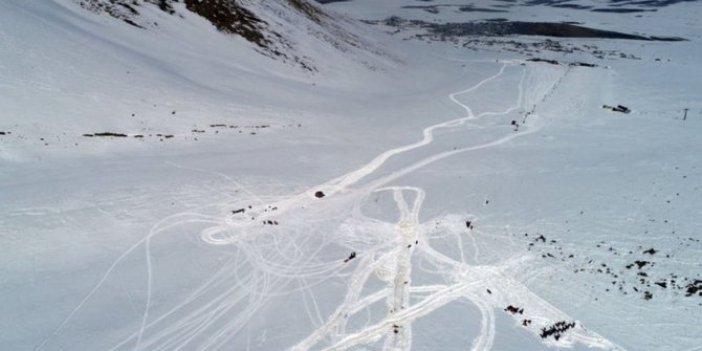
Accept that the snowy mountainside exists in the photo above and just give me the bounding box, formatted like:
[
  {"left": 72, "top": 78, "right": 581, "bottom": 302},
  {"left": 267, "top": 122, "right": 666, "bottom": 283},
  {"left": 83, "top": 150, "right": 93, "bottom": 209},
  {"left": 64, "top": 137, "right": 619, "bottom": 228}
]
[
  {"left": 74, "top": 0, "right": 373, "bottom": 70},
  {"left": 1, "top": 0, "right": 702, "bottom": 351},
  {"left": 0, "top": 0, "right": 398, "bottom": 161}
]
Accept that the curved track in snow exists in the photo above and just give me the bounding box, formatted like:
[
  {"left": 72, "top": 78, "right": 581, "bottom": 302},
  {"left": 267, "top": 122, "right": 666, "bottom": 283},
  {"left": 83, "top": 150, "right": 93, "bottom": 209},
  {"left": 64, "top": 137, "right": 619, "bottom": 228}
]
[{"left": 36, "top": 60, "right": 625, "bottom": 351}]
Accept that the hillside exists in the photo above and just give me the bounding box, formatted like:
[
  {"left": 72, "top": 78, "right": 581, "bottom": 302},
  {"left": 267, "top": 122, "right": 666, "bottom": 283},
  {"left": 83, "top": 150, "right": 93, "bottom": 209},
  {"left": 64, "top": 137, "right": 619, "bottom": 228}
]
[
  {"left": 75, "top": 0, "right": 373, "bottom": 70},
  {"left": 0, "top": 0, "right": 398, "bottom": 161},
  {"left": 1, "top": 1, "right": 701, "bottom": 351}
]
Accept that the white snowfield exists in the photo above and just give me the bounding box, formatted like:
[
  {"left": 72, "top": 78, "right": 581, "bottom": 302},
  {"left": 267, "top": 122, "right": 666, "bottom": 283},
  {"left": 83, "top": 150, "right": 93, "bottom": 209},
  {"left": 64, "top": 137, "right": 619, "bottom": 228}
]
[{"left": 1, "top": 0, "right": 701, "bottom": 351}]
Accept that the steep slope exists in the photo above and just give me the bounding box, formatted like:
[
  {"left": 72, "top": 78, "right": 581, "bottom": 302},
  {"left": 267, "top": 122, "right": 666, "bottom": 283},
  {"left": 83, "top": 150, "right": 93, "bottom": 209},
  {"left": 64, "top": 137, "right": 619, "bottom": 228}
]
[
  {"left": 74, "top": 0, "right": 375, "bottom": 70},
  {"left": 2, "top": 0, "right": 701, "bottom": 351},
  {"left": 0, "top": 0, "right": 396, "bottom": 161}
]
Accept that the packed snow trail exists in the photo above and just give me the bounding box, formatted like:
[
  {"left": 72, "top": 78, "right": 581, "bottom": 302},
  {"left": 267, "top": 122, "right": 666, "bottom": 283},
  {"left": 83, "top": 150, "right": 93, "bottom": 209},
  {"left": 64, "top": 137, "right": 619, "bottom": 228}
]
[
  {"left": 36, "top": 61, "right": 623, "bottom": 351},
  {"left": 198, "top": 61, "right": 520, "bottom": 245},
  {"left": 328, "top": 62, "right": 514, "bottom": 192}
]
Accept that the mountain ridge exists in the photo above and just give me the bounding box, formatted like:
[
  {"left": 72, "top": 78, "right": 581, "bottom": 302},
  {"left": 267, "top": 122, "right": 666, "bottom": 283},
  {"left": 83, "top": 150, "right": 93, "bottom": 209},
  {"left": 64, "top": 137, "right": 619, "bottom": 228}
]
[{"left": 74, "top": 0, "right": 379, "bottom": 71}]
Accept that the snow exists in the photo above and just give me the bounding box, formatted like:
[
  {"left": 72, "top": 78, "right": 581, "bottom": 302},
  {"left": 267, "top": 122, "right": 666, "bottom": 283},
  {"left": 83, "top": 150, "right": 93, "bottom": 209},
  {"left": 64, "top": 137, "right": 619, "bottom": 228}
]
[{"left": 1, "top": 0, "right": 701, "bottom": 350}]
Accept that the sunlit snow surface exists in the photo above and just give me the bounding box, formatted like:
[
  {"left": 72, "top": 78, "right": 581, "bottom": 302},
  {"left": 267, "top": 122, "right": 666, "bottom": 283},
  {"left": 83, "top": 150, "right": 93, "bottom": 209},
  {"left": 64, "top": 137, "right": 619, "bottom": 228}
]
[{"left": 1, "top": 0, "right": 701, "bottom": 350}]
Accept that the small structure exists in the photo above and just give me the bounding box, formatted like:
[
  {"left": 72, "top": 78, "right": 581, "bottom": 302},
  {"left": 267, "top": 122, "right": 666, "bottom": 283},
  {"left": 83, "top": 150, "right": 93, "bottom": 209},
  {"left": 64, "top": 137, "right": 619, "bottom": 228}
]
[{"left": 603, "top": 104, "right": 631, "bottom": 114}]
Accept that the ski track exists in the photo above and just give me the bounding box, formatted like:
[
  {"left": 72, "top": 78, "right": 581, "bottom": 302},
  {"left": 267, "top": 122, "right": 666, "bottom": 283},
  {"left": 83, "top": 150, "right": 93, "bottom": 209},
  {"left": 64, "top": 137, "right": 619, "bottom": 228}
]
[{"left": 36, "top": 60, "right": 627, "bottom": 351}]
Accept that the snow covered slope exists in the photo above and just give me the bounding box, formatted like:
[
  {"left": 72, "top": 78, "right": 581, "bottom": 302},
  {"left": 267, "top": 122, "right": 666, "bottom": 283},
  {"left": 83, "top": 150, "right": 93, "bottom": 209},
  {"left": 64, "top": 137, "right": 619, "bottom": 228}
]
[
  {"left": 1, "top": 0, "right": 701, "bottom": 350},
  {"left": 0, "top": 0, "right": 395, "bottom": 160},
  {"left": 74, "top": 0, "right": 375, "bottom": 70}
]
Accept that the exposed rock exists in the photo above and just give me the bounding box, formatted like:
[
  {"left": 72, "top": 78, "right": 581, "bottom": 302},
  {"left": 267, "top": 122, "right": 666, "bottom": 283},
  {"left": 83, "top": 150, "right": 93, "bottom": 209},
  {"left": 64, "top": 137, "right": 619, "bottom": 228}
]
[
  {"left": 92, "top": 132, "right": 128, "bottom": 137},
  {"left": 540, "top": 321, "right": 575, "bottom": 341}
]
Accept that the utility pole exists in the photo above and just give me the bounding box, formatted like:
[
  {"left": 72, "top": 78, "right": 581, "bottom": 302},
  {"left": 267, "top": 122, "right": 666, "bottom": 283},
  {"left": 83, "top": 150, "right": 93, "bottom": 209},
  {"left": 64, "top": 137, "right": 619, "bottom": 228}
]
[{"left": 683, "top": 108, "right": 689, "bottom": 121}]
